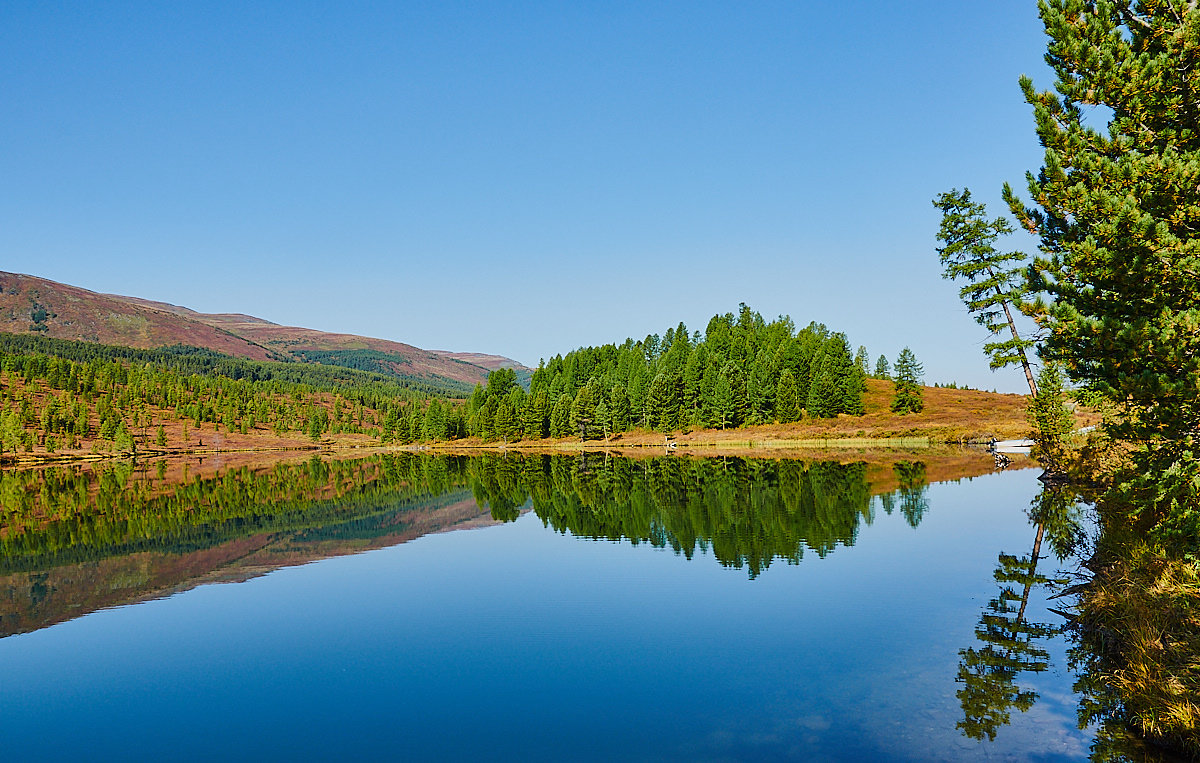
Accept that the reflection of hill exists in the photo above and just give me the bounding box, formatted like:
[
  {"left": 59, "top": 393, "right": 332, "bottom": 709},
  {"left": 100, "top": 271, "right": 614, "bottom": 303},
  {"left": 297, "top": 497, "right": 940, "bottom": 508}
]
[
  {"left": 0, "top": 489, "right": 496, "bottom": 638},
  {"left": 0, "top": 453, "right": 496, "bottom": 638},
  {"left": 0, "top": 450, "right": 1010, "bottom": 638}
]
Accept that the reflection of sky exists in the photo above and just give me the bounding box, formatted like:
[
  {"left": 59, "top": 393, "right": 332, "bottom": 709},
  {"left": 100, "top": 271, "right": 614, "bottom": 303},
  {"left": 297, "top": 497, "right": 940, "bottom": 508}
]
[{"left": 0, "top": 469, "right": 1090, "bottom": 761}]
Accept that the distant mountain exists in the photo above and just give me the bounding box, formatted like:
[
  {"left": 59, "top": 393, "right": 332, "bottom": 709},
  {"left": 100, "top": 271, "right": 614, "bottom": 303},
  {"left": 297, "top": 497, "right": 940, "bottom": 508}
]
[{"left": 0, "top": 271, "right": 527, "bottom": 390}]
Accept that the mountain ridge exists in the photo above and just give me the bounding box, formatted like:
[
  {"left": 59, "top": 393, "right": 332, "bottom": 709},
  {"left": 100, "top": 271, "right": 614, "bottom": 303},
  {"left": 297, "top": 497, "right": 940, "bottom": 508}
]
[{"left": 0, "top": 271, "right": 526, "bottom": 389}]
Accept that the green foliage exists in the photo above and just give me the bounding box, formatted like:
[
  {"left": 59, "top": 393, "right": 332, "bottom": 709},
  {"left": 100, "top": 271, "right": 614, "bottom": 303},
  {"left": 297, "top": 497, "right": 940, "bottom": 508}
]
[
  {"left": 550, "top": 394, "right": 571, "bottom": 438},
  {"left": 307, "top": 407, "right": 329, "bottom": 441},
  {"left": 890, "top": 347, "right": 924, "bottom": 414},
  {"left": 523, "top": 305, "right": 865, "bottom": 434},
  {"left": 874, "top": 354, "right": 890, "bottom": 379},
  {"left": 934, "top": 188, "right": 1037, "bottom": 392},
  {"left": 569, "top": 383, "right": 597, "bottom": 440},
  {"left": 1006, "top": 1, "right": 1200, "bottom": 536},
  {"left": 775, "top": 369, "right": 800, "bottom": 424},
  {"left": 1027, "top": 364, "right": 1074, "bottom": 471}
]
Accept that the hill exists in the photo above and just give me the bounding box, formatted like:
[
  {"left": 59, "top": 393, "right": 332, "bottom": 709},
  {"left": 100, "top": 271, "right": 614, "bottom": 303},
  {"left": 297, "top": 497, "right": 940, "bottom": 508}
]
[{"left": 0, "top": 271, "right": 527, "bottom": 390}]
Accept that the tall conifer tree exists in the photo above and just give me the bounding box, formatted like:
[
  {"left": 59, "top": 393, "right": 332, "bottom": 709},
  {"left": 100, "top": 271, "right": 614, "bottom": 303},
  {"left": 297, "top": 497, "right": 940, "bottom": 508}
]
[
  {"left": 1005, "top": 0, "right": 1200, "bottom": 537},
  {"left": 891, "top": 348, "right": 924, "bottom": 414}
]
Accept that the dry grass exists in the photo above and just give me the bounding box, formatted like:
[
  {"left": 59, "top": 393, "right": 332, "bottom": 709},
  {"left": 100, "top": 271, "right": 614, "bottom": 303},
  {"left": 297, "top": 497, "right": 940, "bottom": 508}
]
[
  {"left": 1081, "top": 541, "right": 1200, "bottom": 754},
  {"left": 465, "top": 379, "right": 1091, "bottom": 451}
]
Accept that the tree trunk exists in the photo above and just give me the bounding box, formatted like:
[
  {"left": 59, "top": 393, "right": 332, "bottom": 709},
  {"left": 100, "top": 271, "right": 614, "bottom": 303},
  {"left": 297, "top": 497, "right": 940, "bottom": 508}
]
[
  {"left": 1000, "top": 297, "right": 1038, "bottom": 397},
  {"left": 1015, "top": 521, "right": 1045, "bottom": 624}
]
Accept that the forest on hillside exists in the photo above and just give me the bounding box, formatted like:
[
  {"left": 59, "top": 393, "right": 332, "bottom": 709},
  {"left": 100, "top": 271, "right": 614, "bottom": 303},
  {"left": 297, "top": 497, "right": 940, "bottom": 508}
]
[{"left": 0, "top": 333, "right": 455, "bottom": 456}]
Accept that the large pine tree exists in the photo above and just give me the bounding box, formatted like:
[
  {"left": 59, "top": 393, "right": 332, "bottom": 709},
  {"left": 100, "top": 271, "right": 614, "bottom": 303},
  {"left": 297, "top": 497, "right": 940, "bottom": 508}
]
[{"left": 1005, "top": 1, "right": 1200, "bottom": 533}]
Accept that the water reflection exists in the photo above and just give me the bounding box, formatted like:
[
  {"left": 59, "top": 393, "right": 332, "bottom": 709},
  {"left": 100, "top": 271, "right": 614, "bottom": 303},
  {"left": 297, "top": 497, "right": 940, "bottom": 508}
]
[
  {"left": 955, "top": 484, "right": 1086, "bottom": 744},
  {"left": 0, "top": 451, "right": 1013, "bottom": 638},
  {"left": 0, "top": 453, "right": 487, "bottom": 637},
  {"left": 474, "top": 454, "right": 879, "bottom": 577},
  {"left": 1, "top": 450, "right": 1112, "bottom": 761}
]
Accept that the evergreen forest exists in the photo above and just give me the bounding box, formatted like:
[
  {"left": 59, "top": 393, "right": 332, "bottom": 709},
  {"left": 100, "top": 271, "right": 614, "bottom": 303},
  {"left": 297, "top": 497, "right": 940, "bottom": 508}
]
[{"left": 462, "top": 304, "right": 880, "bottom": 443}]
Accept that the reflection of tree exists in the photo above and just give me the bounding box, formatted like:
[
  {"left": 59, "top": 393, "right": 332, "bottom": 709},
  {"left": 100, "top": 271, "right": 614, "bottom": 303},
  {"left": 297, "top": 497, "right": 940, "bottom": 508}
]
[
  {"left": 955, "top": 486, "right": 1077, "bottom": 742},
  {"left": 893, "top": 461, "right": 929, "bottom": 528},
  {"left": 1068, "top": 528, "right": 1200, "bottom": 762},
  {"left": 469, "top": 454, "right": 876, "bottom": 578},
  {"left": 470, "top": 454, "right": 527, "bottom": 521}
]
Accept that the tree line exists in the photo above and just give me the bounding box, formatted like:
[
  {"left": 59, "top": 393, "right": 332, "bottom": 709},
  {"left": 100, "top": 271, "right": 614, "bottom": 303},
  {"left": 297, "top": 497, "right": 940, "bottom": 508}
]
[
  {"left": 456, "top": 305, "right": 924, "bottom": 443},
  {"left": 0, "top": 311, "right": 930, "bottom": 455}
]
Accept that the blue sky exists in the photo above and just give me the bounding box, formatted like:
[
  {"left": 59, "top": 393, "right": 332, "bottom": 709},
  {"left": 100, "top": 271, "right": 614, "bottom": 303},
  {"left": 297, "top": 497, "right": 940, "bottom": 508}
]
[{"left": 2, "top": 2, "right": 1054, "bottom": 391}]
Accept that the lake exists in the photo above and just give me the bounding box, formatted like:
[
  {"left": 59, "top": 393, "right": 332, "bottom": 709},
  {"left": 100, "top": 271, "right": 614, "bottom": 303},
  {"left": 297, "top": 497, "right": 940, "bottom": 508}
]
[{"left": 0, "top": 451, "right": 1094, "bottom": 761}]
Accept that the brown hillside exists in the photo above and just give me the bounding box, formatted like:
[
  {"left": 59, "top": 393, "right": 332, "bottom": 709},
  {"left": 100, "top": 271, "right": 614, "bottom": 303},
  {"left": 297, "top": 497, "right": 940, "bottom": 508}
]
[
  {"left": 110, "top": 291, "right": 497, "bottom": 384},
  {"left": 0, "top": 271, "right": 529, "bottom": 387},
  {"left": 0, "top": 272, "right": 275, "bottom": 361}
]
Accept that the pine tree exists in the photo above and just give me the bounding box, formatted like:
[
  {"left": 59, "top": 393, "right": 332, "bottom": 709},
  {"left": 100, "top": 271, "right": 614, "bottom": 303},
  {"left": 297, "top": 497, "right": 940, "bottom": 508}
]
[
  {"left": 874, "top": 354, "right": 890, "bottom": 380},
  {"left": 594, "top": 399, "right": 611, "bottom": 441},
  {"left": 569, "top": 385, "right": 596, "bottom": 440},
  {"left": 646, "top": 373, "right": 680, "bottom": 432},
  {"left": 827, "top": 334, "right": 864, "bottom": 416},
  {"left": 934, "top": 188, "right": 1038, "bottom": 396},
  {"left": 493, "top": 401, "right": 514, "bottom": 443},
  {"left": 775, "top": 369, "right": 800, "bottom": 423},
  {"left": 524, "top": 392, "right": 548, "bottom": 440},
  {"left": 854, "top": 345, "right": 870, "bottom": 378},
  {"left": 1027, "top": 363, "right": 1074, "bottom": 472},
  {"left": 424, "top": 400, "right": 447, "bottom": 441},
  {"left": 722, "top": 362, "right": 750, "bottom": 427},
  {"left": 891, "top": 347, "right": 924, "bottom": 414},
  {"left": 1004, "top": 0, "right": 1200, "bottom": 539},
  {"left": 609, "top": 384, "right": 630, "bottom": 433},
  {"left": 712, "top": 372, "right": 734, "bottom": 430},
  {"left": 550, "top": 394, "right": 572, "bottom": 438},
  {"left": 806, "top": 356, "right": 838, "bottom": 418}
]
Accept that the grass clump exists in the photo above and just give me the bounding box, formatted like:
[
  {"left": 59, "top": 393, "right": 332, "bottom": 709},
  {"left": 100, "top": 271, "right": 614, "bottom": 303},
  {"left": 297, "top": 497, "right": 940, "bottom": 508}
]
[{"left": 1074, "top": 534, "right": 1200, "bottom": 758}]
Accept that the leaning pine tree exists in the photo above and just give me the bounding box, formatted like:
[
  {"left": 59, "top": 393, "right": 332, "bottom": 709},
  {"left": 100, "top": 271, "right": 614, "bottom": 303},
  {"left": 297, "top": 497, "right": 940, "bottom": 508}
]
[{"left": 933, "top": 188, "right": 1038, "bottom": 397}]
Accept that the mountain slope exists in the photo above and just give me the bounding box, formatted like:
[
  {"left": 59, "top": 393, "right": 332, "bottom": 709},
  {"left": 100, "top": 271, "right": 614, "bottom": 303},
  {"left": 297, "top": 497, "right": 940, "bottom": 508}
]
[{"left": 0, "top": 271, "right": 527, "bottom": 389}]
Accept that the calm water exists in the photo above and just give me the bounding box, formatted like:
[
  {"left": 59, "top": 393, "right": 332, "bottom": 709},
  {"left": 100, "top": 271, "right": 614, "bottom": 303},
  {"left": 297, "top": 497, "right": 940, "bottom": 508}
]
[{"left": 0, "top": 452, "right": 1092, "bottom": 761}]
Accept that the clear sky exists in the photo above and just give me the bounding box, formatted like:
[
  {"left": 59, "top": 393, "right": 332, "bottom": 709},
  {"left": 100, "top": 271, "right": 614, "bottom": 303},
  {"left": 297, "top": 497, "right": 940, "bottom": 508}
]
[{"left": 2, "top": 1, "right": 1055, "bottom": 392}]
